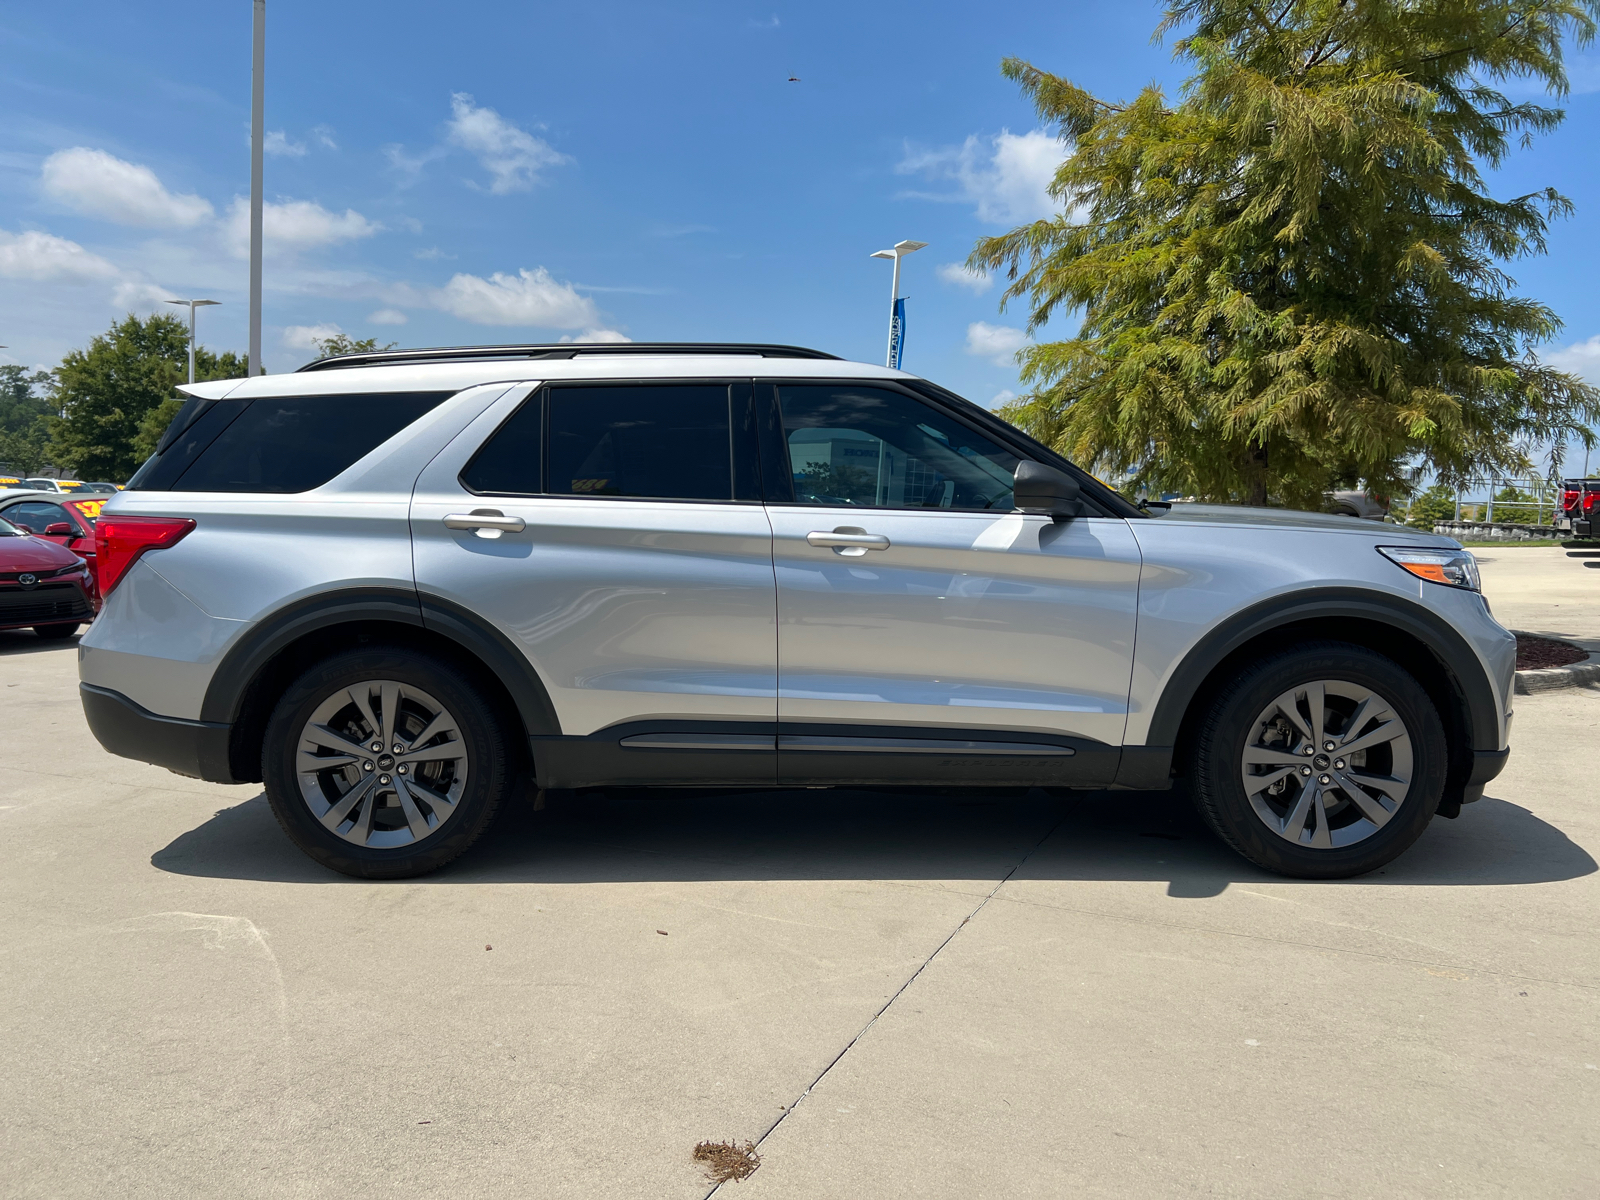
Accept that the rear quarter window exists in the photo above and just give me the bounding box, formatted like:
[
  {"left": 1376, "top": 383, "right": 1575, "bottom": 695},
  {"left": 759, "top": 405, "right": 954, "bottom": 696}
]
[{"left": 133, "top": 392, "right": 451, "bottom": 494}]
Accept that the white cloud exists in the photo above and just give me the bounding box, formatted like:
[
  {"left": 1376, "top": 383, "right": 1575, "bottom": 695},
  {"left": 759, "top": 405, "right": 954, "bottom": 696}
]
[
  {"left": 447, "top": 93, "right": 568, "bottom": 194},
  {"left": 313, "top": 125, "right": 338, "bottom": 150},
  {"left": 1547, "top": 334, "right": 1600, "bottom": 384},
  {"left": 414, "top": 246, "right": 455, "bottom": 260},
  {"left": 898, "top": 129, "right": 1062, "bottom": 225},
  {"left": 991, "top": 389, "right": 1018, "bottom": 407},
  {"left": 111, "top": 280, "right": 177, "bottom": 310},
  {"left": 264, "top": 130, "right": 307, "bottom": 157},
  {"left": 434, "top": 267, "right": 598, "bottom": 328},
  {"left": 937, "top": 262, "right": 993, "bottom": 293},
  {"left": 966, "top": 321, "right": 1029, "bottom": 366},
  {"left": 282, "top": 323, "right": 343, "bottom": 350},
  {"left": 225, "top": 197, "right": 379, "bottom": 255},
  {"left": 558, "top": 329, "right": 632, "bottom": 343},
  {"left": 0, "top": 228, "right": 119, "bottom": 282},
  {"left": 40, "top": 147, "right": 214, "bottom": 228},
  {"left": 368, "top": 308, "right": 408, "bottom": 326}
]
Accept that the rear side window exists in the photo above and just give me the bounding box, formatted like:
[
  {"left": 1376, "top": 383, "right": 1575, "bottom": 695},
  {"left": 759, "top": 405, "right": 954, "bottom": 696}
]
[
  {"left": 460, "top": 395, "right": 542, "bottom": 495},
  {"left": 132, "top": 392, "right": 450, "bottom": 493},
  {"left": 547, "top": 385, "right": 733, "bottom": 501}
]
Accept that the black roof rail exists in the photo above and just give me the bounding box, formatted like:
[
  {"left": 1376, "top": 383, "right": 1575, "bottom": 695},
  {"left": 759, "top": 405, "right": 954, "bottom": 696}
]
[{"left": 296, "top": 342, "right": 841, "bottom": 372}]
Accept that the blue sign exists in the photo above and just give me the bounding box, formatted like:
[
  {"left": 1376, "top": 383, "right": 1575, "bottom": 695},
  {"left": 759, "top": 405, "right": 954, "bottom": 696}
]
[{"left": 889, "top": 297, "right": 907, "bottom": 369}]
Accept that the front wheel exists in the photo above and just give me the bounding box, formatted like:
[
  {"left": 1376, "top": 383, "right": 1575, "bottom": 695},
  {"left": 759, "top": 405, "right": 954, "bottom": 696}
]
[
  {"left": 262, "top": 647, "right": 513, "bottom": 878},
  {"left": 1189, "top": 642, "right": 1448, "bottom": 879}
]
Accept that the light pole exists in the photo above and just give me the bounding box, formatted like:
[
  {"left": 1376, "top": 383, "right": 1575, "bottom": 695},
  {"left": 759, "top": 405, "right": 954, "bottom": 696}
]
[
  {"left": 870, "top": 239, "right": 926, "bottom": 369},
  {"left": 248, "top": 0, "right": 265, "bottom": 376},
  {"left": 166, "top": 300, "right": 221, "bottom": 384}
]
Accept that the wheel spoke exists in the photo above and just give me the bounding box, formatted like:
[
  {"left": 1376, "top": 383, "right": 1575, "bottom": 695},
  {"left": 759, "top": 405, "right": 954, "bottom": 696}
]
[
  {"left": 401, "top": 742, "right": 465, "bottom": 764},
  {"left": 1271, "top": 688, "right": 1316, "bottom": 745},
  {"left": 1337, "top": 694, "right": 1389, "bottom": 746},
  {"left": 379, "top": 682, "right": 401, "bottom": 749},
  {"left": 1243, "top": 744, "right": 1307, "bottom": 769},
  {"left": 1342, "top": 768, "right": 1409, "bottom": 801},
  {"left": 1339, "top": 718, "right": 1405, "bottom": 757},
  {"left": 393, "top": 778, "right": 434, "bottom": 841},
  {"left": 349, "top": 686, "right": 382, "bottom": 746},
  {"left": 1279, "top": 785, "right": 1315, "bottom": 842},
  {"left": 1309, "top": 789, "right": 1333, "bottom": 848},
  {"left": 1333, "top": 771, "right": 1397, "bottom": 827},
  {"left": 1245, "top": 766, "right": 1300, "bottom": 795},
  {"left": 403, "top": 710, "right": 456, "bottom": 753},
  {"left": 1304, "top": 681, "right": 1327, "bottom": 749},
  {"left": 402, "top": 776, "right": 456, "bottom": 820},
  {"left": 304, "top": 724, "right": 373, "bottom": 761},
  {"left": 298, "top": 749, "right": 357, "bottom": 774},
  {"left": 319, "top": 774, "right": 376, "bottom": 833}
]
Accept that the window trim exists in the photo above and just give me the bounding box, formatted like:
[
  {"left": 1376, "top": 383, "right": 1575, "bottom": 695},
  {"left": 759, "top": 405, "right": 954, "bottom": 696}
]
[{"left": 458, "top": 378, "right": 765, "bottom": 506}]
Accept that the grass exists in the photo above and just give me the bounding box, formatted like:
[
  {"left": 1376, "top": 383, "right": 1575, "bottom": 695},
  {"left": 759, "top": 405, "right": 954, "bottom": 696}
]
[{"left": 1455, "top": 539, "right": 1571, "bottom": 548}]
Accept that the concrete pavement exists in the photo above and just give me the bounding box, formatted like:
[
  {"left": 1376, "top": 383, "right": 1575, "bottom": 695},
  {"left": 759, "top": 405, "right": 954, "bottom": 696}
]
[
  {"left": 1474, "top": 543, "right": 1600, "bottom": 650},
  {"left": 2, "top": 629, "right": 1597, "bottom": 1199}
]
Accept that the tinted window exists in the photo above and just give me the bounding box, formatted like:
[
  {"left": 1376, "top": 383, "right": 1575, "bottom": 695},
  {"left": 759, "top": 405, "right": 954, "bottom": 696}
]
[
  {"left": 777, "top": 386, "right": 1019, "bottom": 511},
  {"left": 2, "top": 501, "right": 74, "bottom": 534},
  {"left": 170, "top": 392, "right": 450, "bottom": 493},
  {"left": 460, "top": 394, "right": 542, "bottom": 495},
  {"left": 548, "top": 385, "right": 732, "bottom": 501}
]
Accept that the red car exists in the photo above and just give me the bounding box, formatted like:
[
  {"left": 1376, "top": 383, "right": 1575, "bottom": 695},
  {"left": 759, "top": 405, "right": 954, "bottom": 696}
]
[
  {"left": 0, "top": 512, "right": 97, "bottom": 639},
  {"left": 0, "top": 490, "right": 104, "bottom": 604}
]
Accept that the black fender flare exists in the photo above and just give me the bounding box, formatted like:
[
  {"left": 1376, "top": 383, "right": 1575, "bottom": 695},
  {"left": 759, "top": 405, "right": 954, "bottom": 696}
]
[
  {"left": 1143, "top": 587, "right": 1502, "bottom": 753},
  {"left": 200, "top": 586, "right": 561, "bottom": 737}
]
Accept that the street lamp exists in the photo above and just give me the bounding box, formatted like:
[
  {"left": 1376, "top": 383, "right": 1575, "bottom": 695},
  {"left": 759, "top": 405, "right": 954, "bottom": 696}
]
[
  {"left": 870, "top": 239, "right": 927, "bottom": 369},
  {"left": 166, "top": 299, "right": 221, "bottom": 384}
]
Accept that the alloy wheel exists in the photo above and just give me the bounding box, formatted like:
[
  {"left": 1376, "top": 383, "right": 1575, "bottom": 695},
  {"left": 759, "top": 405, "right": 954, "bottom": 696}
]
[
  {"left": 1239, "top": 679, "right": 1414, "bottom": 850},
  {"left": 295, "top": 679, "right": 470, "bottom": 848}
]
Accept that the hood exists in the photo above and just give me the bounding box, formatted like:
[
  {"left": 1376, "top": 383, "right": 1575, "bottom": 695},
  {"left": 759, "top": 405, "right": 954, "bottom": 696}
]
[
  {"left": 0, "top": 534, "right": 85, "bottom": 572},
  {"left": 1149, "top": 503, "right": 1458, "bottom": 545}
]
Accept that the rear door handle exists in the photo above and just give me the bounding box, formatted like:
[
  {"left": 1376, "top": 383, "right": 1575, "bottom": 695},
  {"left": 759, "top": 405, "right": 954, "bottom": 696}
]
[
  {"left": 444, "top": 509, "right": 526, "bottom": 535},
  {"left": 807, "top": 529, "right": 890, "bottom": 555}
]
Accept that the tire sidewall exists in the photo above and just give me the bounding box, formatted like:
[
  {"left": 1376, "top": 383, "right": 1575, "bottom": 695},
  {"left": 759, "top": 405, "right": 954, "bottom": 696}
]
[
  {"left": 1195, "top": 644, "right": 1448, "bottom": 879},
  {"left": 263, "top": 647, "right": 508, "bottom": 878}
]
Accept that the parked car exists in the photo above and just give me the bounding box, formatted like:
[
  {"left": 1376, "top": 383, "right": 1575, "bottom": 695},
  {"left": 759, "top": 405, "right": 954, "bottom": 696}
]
[
  {"left": 1556, "top": 478, "right": 1598, "bottom": 538},
  {"left": 20, "top": 478, "right": 63, "bottom": 492},
  {"left": 0, "top": 491, "right": 104, "bottom": 605},
  {"left": 83, "top": 482, "right": 123, "bottom": 493},
  {"left": 1327, "top": 490, "right": 1391, "bottom": 520},
  {"left": 79, "top": 342, "right": 1515, "bottom": 882},
  {"left": 0, "top": 476, "right": 27, "bottom": 492},
  {"left": 0, "top": 513, "right": 95, "bottom": 639}
]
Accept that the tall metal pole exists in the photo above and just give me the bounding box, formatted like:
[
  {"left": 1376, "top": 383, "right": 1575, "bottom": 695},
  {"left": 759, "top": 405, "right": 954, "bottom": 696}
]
[
  {"left": 886, "top": 252, "right": 902, "bottom": 368},
  {"left": 248, "top": 0, "right": 265, "bottom": 376},
  {"left": 188, "top": 302, "right": 197, "bottom": 384}
]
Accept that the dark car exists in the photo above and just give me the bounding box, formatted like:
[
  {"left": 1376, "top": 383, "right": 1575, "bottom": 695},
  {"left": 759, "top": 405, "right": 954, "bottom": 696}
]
[
  {"left": 0, "top": 491, "right": 103, "bottom": 605},
  {"left": 0, "top": 514, "right": 96, "bottom": 639}
]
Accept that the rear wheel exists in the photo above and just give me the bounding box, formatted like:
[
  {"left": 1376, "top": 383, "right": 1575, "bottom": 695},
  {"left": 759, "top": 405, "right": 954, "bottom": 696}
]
[
  {"left": 1189, "top": 642, "right": 1448, "bottom": 879},
  {"left": 263, "top": 647, "right": 513, "bottom": 878},
  {"left": 33, "top": 623, "right": 80, "bottom": 640}
]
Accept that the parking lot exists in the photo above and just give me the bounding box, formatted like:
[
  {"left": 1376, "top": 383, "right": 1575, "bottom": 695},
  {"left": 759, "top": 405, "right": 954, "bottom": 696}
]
[{"left": 3, "top": 552, "right": 1598, "bottom": 1199}]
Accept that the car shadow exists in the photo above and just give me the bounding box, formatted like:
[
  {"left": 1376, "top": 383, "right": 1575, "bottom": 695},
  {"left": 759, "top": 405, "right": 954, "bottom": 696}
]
[
  {"left": 0, "top": 628, "right": 81, "bottom": 656},
  {"left": 150, "top": 783, "right": 1595, "bottom": 896}
]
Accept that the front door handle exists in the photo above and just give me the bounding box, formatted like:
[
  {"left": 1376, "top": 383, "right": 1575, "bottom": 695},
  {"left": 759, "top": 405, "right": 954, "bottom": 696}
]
[
  {"left": 444, "top": 509, "right": 526, "bottom": 538},
  {"left": 807, "top": 528, "right": 890, "bottom": 556}
]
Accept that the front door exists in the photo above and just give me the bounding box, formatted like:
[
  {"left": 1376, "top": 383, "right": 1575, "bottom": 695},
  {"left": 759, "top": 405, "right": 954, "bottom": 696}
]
[
  {"left": 411, "top": 380, "right": 777, "bottom": 788},
  {"left": 762, "top": 382, "right": 1142, "bottom": 786}
]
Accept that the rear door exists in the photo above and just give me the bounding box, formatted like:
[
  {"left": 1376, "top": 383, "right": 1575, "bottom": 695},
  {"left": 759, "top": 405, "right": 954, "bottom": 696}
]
[
  {"left": 760, "top": 382, "right": 1142, "bottom": 786},
  {"left": 410, "top": 380, "right": 778, "bottom": 788}
]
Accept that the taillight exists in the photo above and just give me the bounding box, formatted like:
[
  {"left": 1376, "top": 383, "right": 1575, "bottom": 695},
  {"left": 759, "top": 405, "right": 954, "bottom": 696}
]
[
  {"left": 1564, "top": 489, "right": 1582, "bottom": 511},
  {"left": 94, "top": 516, "right": 196, "bottom": 596},
  {"left": 1585, "top": 492, "right": 1597, "bottom": 513}
]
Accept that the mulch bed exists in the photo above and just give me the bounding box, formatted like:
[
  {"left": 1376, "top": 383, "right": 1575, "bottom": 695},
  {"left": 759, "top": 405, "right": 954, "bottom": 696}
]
[{"left": 1515, "top": 634, "right": 1589, "bottom": 670}]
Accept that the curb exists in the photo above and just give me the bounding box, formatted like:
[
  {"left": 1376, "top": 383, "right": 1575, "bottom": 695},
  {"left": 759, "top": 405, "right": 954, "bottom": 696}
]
[{"left": 1514, "top": 641, "right": 1600, "bottom": 694}]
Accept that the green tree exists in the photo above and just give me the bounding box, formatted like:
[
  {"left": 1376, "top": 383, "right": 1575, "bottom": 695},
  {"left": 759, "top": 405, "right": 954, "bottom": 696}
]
[
  {"left": 0, "top": 365, "right": 58, "bottom": 475},
  {"left": 1403, "top": 482, "right": 1458, "bottom": 529},
  {"left": 49, "top": 314, "right": 246, "bottom": 480},
  {"left": 974, "top": 0, "right": 1600, "bottom": 510},
  {"left": 130, "top": 343, "right": 250, "bottom": 465},
  {"left": 311, "top": 333, "right": 396, "bottom": 359}
]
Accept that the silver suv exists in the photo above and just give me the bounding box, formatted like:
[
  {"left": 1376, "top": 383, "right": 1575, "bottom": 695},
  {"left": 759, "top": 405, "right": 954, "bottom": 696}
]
[{"left": 79, "top": 343, "right": 1514, "bottom": 880}]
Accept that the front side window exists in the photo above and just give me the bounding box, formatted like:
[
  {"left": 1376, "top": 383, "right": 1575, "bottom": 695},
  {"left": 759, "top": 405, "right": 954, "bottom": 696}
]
[
  {"left": 547, "top": 385, "right": 733, "bottom": 501},
  {"left": 777, "top": 385, "right": 1019, "bottom": 511},
  {"left": 2, "top": 501, "right": 73, "bottom": 534}
]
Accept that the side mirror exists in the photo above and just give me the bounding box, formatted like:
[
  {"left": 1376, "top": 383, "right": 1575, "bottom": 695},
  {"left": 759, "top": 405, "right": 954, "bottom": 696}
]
[
  {"left": 1012, "top": 461, "right": 1082, "bottom": 520},
  {"left": 44, "top": 522, "right": 75, "bottom": 536}
]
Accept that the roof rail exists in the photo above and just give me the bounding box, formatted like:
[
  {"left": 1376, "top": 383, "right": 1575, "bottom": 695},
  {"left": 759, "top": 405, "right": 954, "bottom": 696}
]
[{"left": 296, "top": 342, "right": 840, "bottom": 372}]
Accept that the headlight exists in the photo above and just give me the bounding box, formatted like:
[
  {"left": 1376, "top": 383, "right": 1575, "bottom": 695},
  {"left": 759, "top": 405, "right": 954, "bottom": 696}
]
[{"left": 1377, "top": 545, "right": 1481, "bottom": 591}]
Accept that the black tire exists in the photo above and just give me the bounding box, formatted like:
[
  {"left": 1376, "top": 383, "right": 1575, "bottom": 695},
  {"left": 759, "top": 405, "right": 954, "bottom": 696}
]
[
  {"left": 1189, "top": 641, "right": 1448, "bottom": 879},
  {"left": 262, "top": 647, "right": 513, "bottom": 878},
  {"left": 33, "top": 623, "right": 80, "bottom": 640}
]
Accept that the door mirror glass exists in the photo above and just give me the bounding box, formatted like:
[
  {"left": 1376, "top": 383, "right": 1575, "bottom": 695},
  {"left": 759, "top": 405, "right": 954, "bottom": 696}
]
[
  {"left": 776, "top": 385, "right": 1019, "bottom": 511},
  {"left": 1012, "top": 461, "right": 1082, "bottom": 519},
  {"left": 43, "top": 522, "right": 75, "bottom": 536}
]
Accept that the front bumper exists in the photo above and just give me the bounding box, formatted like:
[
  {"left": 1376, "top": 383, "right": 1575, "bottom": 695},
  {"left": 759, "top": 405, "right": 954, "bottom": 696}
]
[
  {"left": 0, "top": 577, "right": 93, "bottom": 630},
  {"left": 80, "top": 683, "right": 237, "bottom": 783}
]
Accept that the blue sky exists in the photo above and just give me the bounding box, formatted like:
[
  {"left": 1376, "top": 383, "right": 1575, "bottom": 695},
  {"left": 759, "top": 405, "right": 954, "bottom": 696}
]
[{"left": 3, "top": 0, "right": 1600, "bottom": 408}]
